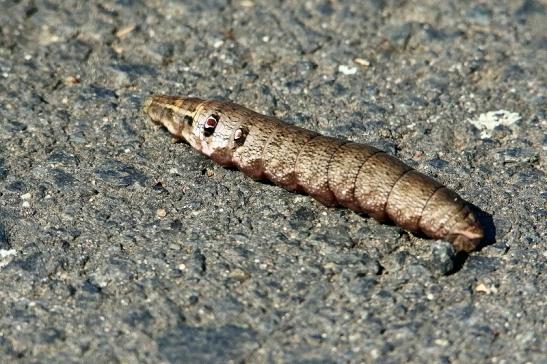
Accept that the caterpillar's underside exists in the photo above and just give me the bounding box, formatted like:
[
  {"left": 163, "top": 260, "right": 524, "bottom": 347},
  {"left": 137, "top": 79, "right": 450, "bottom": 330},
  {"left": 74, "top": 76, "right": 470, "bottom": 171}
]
[{"left": 144, "top": 95, "right": 484, "bottom": 252}]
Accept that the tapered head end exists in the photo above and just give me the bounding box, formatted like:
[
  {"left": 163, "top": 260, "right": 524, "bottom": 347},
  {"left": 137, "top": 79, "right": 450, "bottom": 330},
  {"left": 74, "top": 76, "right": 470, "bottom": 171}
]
[{"left": 142, "top": 96, "right": 154, "bottom": 115}]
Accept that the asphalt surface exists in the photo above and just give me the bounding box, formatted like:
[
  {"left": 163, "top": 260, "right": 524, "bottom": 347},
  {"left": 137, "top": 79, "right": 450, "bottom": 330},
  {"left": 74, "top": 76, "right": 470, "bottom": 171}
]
[{"left": 0, "top": 0, "right": 545, "bottom": 363}]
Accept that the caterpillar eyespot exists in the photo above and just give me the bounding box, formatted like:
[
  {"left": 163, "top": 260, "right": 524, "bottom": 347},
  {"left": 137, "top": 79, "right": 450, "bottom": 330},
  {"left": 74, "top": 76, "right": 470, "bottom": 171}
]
[
  {"left": 204, "top": 115, "right": 218, "bottom": 136},
  {"left": 144, "top": 95, "right": 484, "bottom": 252}
]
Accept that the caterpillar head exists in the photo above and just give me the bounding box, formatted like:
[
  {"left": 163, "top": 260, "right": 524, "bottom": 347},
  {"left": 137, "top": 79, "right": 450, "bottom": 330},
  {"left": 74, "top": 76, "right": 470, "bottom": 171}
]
[{"left": 144, "top": 96, "right": 244, "bottom": 166}]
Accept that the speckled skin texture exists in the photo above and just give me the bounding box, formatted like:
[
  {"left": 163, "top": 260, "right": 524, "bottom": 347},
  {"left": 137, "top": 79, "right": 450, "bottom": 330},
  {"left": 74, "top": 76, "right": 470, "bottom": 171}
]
[
  {"left": 145, "top": 96, "right": 484, "bottom": 252},
  {"left": 295, "top": 136, "right": 345, "bottom": 205}
]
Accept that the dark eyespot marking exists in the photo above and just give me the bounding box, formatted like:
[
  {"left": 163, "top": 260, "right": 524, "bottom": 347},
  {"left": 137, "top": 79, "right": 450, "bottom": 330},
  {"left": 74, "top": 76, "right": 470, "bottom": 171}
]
[
  {"left": 234, "top": 127, "right": 249, "bottom": 146},
  {"left": 204, "top": 114, "right": 219, "bottom": 137},
  {"left": 184, "top": 114, "right": 193, "bottom": 126}
]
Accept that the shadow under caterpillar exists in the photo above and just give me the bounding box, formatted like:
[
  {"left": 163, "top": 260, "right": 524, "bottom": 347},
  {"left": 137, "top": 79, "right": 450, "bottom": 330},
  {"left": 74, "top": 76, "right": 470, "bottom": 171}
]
[{"left": 144, "top": 95, "right": 484, "bottom": 252}]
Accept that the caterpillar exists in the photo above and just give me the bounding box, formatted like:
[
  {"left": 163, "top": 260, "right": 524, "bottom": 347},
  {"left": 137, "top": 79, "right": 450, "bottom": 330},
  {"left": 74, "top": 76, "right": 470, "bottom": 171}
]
[{"left": 143, "top": 95, "right": 484, "bottom": 252}]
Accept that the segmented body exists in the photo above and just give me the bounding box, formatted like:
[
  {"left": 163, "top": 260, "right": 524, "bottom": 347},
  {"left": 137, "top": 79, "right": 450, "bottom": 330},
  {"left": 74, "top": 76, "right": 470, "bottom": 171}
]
[{"left": 144, "top": 95, "right": 484, "bottom": 252}]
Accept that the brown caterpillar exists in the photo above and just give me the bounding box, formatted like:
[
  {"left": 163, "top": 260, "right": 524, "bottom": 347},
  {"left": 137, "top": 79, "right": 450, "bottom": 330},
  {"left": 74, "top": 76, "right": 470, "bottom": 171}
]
[{"left": 143, "top": 95, "right": 484, "bottom": 252}]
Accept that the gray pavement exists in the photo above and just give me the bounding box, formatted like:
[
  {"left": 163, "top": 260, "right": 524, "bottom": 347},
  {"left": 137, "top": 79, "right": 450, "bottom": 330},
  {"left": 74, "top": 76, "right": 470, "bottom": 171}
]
[{"left": 0, "top": 0, "right": 545, "bottom": 363}]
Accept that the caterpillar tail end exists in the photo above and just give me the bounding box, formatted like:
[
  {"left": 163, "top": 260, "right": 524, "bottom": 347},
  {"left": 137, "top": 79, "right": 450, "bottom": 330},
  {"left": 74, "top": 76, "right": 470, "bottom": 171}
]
[{"left": 450, "top": 218, "right": 484, "bottom": 253}]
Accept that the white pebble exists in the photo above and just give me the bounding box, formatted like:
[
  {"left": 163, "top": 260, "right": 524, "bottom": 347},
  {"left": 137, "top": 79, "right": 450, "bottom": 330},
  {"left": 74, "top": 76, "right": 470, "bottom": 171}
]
[
  {"left": 354, "top": 58, "right": 370, "bottom": 67},
  {"left": 0, "top": 249, "right": 16, "bottom": 259},
  {"left": 468, "top": 110, "right": 521, "bottom": 139},
  {"left": 338, "top": 64, "right": 358, "bottom": 75}
]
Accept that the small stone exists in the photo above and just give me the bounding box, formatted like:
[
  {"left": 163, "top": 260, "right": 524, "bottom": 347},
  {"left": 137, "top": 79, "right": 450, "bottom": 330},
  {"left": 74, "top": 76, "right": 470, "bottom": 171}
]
[
  {"left": 156, "top": 208, "right": 167, "bottom": 218},
  {"left": 65, "top": 75, "right": 80, "bottom": 85},
  {"left": 354, "top": 58, "right": 371, "bottom": 67},
  {"left": 115, "top": 24, "right": 136, "bottom": 38},
  {"left": 423, "top": 241, "right": 457, "bottom": 276},
  {"left": 0, "top": 249, "right": 16, "bottom": 259},
  {"left": 434, "top": 338, "right": 449, "bottom": 347},
  {"left": 0, "top": 249, "right": 16, "bottom": 269},
  {"left": 475, "top": 283, "right": 498, "bottom": 294},
  {"left": 20, "top": 193, "right": 32, "bottom": 200},
  {"left": 240, "top": 0, "right": 254, "bottom": 7},
  {"left": 188, "top": 294, "right": 199, "bottom": 304},
  {"left": 338, "top": 64, "right": 358, "bottom": 75},
  {"left": 468, "top": 110, "right": 521, "bottom": 139},
  {"left": 228, "top": 268, "right": 250, "bottom": 282}
]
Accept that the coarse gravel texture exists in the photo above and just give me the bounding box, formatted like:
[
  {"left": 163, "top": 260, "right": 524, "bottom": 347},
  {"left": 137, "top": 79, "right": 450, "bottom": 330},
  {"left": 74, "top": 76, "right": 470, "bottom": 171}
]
[{"left": 0, "top": 0, "right": 545, "bottom": 363}]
